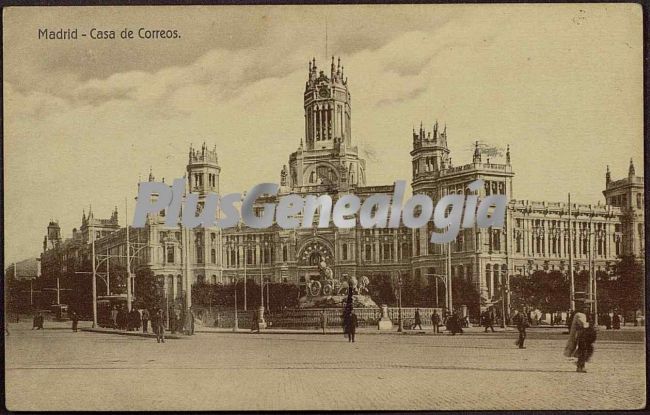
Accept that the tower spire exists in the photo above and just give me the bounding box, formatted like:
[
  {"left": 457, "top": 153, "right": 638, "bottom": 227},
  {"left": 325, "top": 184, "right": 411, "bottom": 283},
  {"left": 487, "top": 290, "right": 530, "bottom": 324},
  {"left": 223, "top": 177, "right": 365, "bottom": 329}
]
[
  {"left": 629, "top": 158, "right": 635, "bottom": 176},
  {"left": 325, "top": 18, "right": 328, "bottom": 61},
  {"left": 473, "top": 141, "right": 481, "bottom": 163}
]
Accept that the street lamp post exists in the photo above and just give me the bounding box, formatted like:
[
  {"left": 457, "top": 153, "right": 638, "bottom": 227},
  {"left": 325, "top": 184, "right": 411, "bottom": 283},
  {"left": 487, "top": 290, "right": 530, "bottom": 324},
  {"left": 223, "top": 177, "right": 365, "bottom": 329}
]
[
  {"left": 593, "top": 228, "right": 606, "bottom": 326},
  {"left": 397, "top": 273, "right": 403, "bottom": 332},
  {"left": 233, "top": 277, "right": 239, "bottom": 332},
  {"left": 500, "top": 270, "right": 508, "bottom": 329},
  {"left": 568, "top": 193, "right": 575, "bottom": 311}
]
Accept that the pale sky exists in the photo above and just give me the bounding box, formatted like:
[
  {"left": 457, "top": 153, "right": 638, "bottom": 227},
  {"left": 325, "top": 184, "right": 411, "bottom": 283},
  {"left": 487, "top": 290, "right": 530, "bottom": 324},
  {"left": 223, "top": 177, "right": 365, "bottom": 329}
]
[{"left": 3, "top": 4, "right": 644, "bottom": 265}]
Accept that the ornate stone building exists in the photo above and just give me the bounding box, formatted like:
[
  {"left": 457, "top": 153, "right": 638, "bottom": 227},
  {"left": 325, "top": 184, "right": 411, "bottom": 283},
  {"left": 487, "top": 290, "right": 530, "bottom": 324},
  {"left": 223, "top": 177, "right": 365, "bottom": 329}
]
[{"left": 40, "top": 57, "right": 644, "bottom": 311}]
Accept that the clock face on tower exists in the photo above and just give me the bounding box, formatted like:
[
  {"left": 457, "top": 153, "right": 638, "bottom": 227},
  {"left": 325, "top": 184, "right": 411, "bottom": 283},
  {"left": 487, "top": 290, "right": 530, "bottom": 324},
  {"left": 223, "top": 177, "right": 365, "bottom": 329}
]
[{"left": 319, "top": 86, "right": 330, "bottom": 98}]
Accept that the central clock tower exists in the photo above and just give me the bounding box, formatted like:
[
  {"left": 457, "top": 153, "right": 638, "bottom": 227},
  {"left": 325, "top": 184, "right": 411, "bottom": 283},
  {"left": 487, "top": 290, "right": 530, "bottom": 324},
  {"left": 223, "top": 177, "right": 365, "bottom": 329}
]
[
  {"left": 287, "top": 56, "right": 366, "bottom": 192},
  {"left": 304, "top": 56, "right": 351, "bottom": 150}
]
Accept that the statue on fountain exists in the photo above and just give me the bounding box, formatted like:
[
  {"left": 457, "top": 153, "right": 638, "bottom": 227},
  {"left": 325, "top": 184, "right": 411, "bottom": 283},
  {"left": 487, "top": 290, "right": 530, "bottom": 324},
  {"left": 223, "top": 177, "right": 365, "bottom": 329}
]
[{"left": 300, "top": 255, "right": 376, "bottom": 308}]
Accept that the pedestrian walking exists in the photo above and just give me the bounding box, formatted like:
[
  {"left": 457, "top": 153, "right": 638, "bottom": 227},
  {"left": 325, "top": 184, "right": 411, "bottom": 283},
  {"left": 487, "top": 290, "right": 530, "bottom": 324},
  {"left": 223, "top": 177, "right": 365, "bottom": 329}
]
[
  {"left": 117, "top": 306, "right": 127, "bottom": 330},
  {"left": 184, "top": 308, "right": 195, "bottom": 335},
  {"left": 513, "top": 308, "right": 530, "bottom": 349},
  {"left": 153, "top": 308, "right": 165, "bottom": 343},
  {"left": 319, "top": 310, "right": 327, "bottom": 334},
  {"left": 431, "top": 310, "right": 441, "bottom": 334},
  {"left": 483, "top": 306, "right": 496, "bottom": 332},
  {"left": 129, "top": 307, "right": 142, "bottom": 332},
  {"left": 412, "top": 308, "right": 423, "bottom": 330},
  {"left": 455, "top": 310, "right": 464, "bottom": 334},
  {"left": 446, "top": 311, "right": 461, "bottom": 335},
  {"left": 612, "top": 312, "right": 621, "bottom": 330},
  {"left": 251, "top": 310, "right": 260, "bottom": 333},
  {"left": 566, "top": 309, "right": 574, "bottom": 330},
  {"left": 172, "top": 308, "right": 181, "bottom": 334},
  {"left": 71, "top": 311, "right": 79, "bottom": 332},
  {"left": 564, "top": 303, "right": 596, "bottom": 372},
  {"left": 32, "top": 313, "right": 39, "bottom": 330},
  {"left": 141, "top": 308, "right": 150, "bottom": 333},
  {"left": 345, "top": 309, "right": 358, "bottom": 342},
  {"left": 110, "top": 306, "right": 118, "bottom": 329}
]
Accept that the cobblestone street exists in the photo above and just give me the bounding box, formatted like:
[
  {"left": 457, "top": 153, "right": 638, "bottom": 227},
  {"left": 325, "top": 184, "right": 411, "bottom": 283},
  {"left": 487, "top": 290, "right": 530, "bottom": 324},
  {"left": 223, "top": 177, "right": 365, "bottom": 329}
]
[{"left": 5, "top": 321, "right": 645, "bottom": 411}]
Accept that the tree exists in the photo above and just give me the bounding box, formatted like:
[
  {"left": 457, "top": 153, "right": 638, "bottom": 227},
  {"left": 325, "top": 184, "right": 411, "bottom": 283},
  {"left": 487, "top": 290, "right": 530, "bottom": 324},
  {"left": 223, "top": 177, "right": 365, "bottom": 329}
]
[
  {"left": 369, "top": 275, "right": 396, "bottom": 306},
  {"left": 134, "top": 267, "right": 164, "bottom": 311},
  {"left": 510, "top": 270, "right": 570, "bottom": 312},
  {"left": 452, "top": 277, "right": 480, "bottom": 317},
  {"left": 610, "top": 255, "right": 644, "bottom": 317}
]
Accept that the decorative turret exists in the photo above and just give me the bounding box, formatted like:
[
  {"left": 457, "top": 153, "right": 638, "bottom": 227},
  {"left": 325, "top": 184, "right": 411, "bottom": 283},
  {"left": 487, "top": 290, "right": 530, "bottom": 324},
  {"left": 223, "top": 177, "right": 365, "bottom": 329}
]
[
  {"left": 280, "top": 165, "right": 288, "bottom": 187},
  {"left": 628, "top": 158, "right": 635, "bottom": 177},
  {"left": 506, "top": 145, "right": 511, "bottom": 165},
  {"left": 606, "top": 165, "right": 611, "bottom": 185},
  {"left": 111, "top": 206, "right": 118, "bottom": 223}
]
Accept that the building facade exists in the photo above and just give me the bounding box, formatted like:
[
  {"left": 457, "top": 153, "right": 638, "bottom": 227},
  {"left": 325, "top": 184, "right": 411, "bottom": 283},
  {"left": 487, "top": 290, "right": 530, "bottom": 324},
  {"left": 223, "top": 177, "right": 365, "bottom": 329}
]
[{"left": 40, "top": 57, "right": 644, "bottom": 311}]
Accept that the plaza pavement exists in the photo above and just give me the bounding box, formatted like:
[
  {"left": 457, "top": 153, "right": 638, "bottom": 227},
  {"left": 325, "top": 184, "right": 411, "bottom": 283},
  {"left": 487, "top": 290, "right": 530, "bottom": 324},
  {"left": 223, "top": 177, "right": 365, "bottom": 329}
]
[{"left": 4, "top": 319, "right": 646, "bottom": 411}]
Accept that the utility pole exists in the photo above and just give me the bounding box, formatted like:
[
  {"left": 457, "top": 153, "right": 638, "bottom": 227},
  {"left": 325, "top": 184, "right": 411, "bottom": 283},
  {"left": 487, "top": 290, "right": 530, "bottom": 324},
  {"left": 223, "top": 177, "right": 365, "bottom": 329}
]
[
  {"left": 259, "top": 247, "right": 266, "bottom": 329},
  {"left": 447, "top": 240, "right": 453, "bottom": 312},
  {"left": 587, "top": 217, "right": 594, "bottom": 313},
  {"left": 397, "top": 271, "right": 403, "bottom": 332},
  {"left": 233, "top": 278, "right": 239, "bottom": 332},
  {"left": 56, "top": 275, "right": 61, "bottom": 305},
  {"left": 568, "top": 193, "right": 575, "bottom": 312},
  {"left": 125, "top": 198, "right": 132, "bottom": 312},
  {"left": 243, "top": 245, "right": 247, "bottom": 311},
  {"left": 106, "top": 248, "right": 110, "bottom": 295},
  {"left": 185, "top": 226, "right": 191, "bottom": 311},
  {"left": 91, "top": 225, "right": 97, "bottom": 328}
]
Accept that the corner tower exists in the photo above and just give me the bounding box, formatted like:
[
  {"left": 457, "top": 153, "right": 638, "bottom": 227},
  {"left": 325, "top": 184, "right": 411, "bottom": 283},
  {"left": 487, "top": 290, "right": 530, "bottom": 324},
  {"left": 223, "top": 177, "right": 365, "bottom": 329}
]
[
  {"left": 187, "top": 142, "right": 220, "bottom": 198},
  {"left": 603, "top": 158, "right": 644, "bottom": 259},
  {"left": 410, "top": 121, "right": 450, "bottom": 195}
]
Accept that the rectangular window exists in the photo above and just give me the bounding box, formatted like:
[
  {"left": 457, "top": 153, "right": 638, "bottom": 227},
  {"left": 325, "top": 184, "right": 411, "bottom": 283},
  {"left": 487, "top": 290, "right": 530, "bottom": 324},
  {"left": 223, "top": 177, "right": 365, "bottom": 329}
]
[
  {"left": 166, "top": 246, "right": 174, "bottom": 263},
  {"left": 211, "top": 249, "right": 216, "bottom": 264},
  {"left": 365, "top": 245, "right": 372, "bottom": 261}
]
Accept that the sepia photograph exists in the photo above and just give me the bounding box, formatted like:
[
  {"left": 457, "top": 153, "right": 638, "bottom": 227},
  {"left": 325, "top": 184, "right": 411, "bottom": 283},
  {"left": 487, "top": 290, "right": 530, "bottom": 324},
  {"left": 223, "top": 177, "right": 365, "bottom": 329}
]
[{"left": 3, "top": 4, "right": 646, "bottom": 411}]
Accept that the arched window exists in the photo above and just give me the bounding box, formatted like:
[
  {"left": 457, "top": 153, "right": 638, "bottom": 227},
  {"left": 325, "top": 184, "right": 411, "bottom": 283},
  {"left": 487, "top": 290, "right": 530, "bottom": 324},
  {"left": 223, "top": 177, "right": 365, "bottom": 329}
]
[
  {"left": 365, "top": 244, "right": 372, "bottom": 261},
  {"left": 342, "top": 243, "right": 348, "bottom": 260},
  {"left": 282, "top": 245, "right": 288, "bottom": 262}
]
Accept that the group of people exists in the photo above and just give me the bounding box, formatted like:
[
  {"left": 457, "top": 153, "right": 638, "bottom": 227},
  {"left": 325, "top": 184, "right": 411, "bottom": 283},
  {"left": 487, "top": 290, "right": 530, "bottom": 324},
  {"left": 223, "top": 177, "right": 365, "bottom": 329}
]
[
  {"left": 108, "top": 305, "right": 194, "bottom": 342},
  {"left": 109, "top": 305, "right": 148, "bottom": 332},
  {"left": 602, "top": 311, "right": 623, "bottom": 330}
]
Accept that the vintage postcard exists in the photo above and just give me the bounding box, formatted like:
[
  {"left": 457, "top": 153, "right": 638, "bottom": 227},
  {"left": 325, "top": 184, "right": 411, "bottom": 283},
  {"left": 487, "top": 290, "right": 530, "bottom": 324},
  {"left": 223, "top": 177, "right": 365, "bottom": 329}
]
[{"left": 3, "top": 4, "right": 645, "bottom": 411}]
